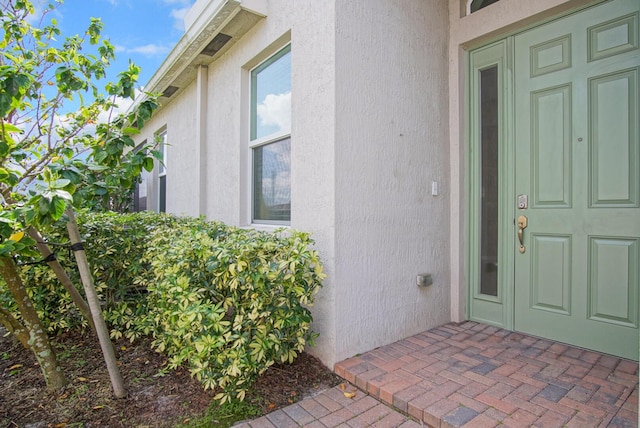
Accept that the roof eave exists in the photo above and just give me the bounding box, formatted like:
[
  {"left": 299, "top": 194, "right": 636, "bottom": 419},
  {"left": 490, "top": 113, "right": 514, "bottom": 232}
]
[{"left": 133, "top": 0, "right": 267, "bottom": 114}]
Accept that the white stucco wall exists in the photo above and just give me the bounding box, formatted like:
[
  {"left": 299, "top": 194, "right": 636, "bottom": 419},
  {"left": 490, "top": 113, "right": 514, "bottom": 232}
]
[
  {"left": 134, "top": 0, "right": 622, "bottom": 371},
  {"left": 135, "top": 80, "right": 199, "bottom": 217},
  {"left": 287, "top": 2, "right": 338, "bottom": 367},
  {"left": 200, "top": 1, "right": 338, "bottom": 366},
  {"left": 333, "top": 0, "right": 451, "bottom": 363},
  {"left": 133, "top": 0, "right": 624, "bottom": 371},
  {"left": 135, "top": 0, "right": 340, "bottom": 366},
  {"left": 136, "top": 0, "right": 453, "bottom": 368}
]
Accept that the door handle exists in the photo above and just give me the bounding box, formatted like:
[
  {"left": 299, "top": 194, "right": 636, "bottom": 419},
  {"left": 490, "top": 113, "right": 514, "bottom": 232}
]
[{"left": 517, "top": 215, "right": 528, "bottom": 254}]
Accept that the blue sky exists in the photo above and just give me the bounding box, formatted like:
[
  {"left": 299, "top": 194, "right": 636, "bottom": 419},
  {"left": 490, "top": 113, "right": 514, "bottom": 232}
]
[{"left": 33, "top": 0, "right": 196, "bottom": 91}]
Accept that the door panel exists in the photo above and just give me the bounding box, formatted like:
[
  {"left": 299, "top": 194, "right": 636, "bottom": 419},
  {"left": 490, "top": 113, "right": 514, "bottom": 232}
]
[
  {"left": 588, "top": 12, "right": 638, "bottom": 61},
  {"left": 530, "top": 234, "right": 572, "bottom": 315},
  {"left": 589, "top": 237, "right": 638, "bottom": 327},
  {"left": 530, "top": 35, "right": 572, "bottom": 77},
  {"left": 514, "top": 0, "right": 639, "bottom": 360},
  {"left": 531, "top": 85, "right": 572, "bottom": 207},
  {"left": 590, "top": 69, "right": 638, "bottom": 206}
]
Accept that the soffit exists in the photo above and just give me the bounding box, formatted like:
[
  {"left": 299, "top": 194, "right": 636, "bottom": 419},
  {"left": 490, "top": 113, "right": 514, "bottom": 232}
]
[{"left": 143, "top": 0, "right": 267, "bottom": 106}]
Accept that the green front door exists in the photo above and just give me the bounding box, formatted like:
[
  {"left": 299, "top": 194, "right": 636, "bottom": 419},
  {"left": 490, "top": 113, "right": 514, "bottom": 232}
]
[{"left": 513, "top": 0, "right": 639, "bottom": 360}]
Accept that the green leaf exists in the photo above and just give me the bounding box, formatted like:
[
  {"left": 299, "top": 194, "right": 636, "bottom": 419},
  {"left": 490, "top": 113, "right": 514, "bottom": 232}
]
[
  {"left": 37, "top": 196, "right": 50, "bottom": 216},
  {"left": 0, "top": 94, "right": 13, "bottom": 118},
  {"left": 122, "top": 127, "right": 140, "bottom": 136},
  {"left": 122, "top": 135, "right": 136, "bottom": 147},
  {"left": 50, "top": 196, "right": 67, "bottom": 219},
  {"left": 53, "top": 189, "right": 73, "bottom": 202},
  {"left": 143, "top": 157, "right": 154, "bottom": 172},
  {"left": 0, "top": 242, "right": 15, "bottom": 257},
  {"left": 0, "top": 140, "right": 10, "bottom": 157},
  {"left": 87, "top": 164, "right": 109, "bottom": 172},
  {"left": 1, "top": 123, "right": 21, "bottom": 133},
  {"left": 94, "top": 186, "right": 108, "bottom": 196},
  {"left": 50, "top": 178, "right": 71, "bottom": 189}
]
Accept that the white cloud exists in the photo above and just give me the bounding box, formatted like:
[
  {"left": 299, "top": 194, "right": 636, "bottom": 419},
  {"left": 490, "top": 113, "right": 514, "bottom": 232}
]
[
  {"left": 257, "top": 92, "right": 291, "bottom": 135},
  {"left": 164, "top": 0, "right": 195, "bottom": 32},
  {"left": 96, "top": 93, "right": 137, "bottom": 125},
  {"left": 169, "top": 6, "right": 191, "bottom": 31},
  {"left": 162, "top": 0, "right": 193, "bottom": 5},
  {"left": 112, "top": 42, "right": 170, "bottom": 58},
  {"left": 65, "top": 91, "right": 140, "bottom": 138},
  {"left": 18, "top": 0, "right": 56, "bottom": 26},
  {"left": 125, "top": 43, "right": 171, "bottom": 57}
]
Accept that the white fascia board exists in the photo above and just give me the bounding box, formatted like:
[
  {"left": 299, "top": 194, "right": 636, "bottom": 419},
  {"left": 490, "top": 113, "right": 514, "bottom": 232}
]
[
  {"left": 184, "top": 0, "right": 267, "bottom": 31},
  {"left": 132, "top": 0, "right": 267, "bottom": 111}
]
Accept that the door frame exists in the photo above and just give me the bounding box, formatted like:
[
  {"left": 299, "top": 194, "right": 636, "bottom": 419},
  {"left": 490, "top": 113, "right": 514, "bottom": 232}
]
[
  {"left": 466, "top": 38, "right": 515, "bottom": 330},
  {"left": 464, "top": 0, "right": 612, "bottom": 332}
]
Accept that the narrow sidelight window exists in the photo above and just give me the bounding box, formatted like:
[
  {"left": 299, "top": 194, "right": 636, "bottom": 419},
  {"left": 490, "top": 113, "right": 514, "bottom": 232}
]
[{"left": 479, "top": 66, "right": 499, "bottom": 297}]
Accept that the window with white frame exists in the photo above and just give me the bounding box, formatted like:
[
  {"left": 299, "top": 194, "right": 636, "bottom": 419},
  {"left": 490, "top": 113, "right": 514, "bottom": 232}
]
[
  {"left": 133, "top": 143, "right": 148, "bottom": 212},
  {"left": 157, "top": 130, "right": 167, "bottom": 213},
  {"left": 466, "top": 0, "right": 500, "bottom": 15},
  {"left": 250, "top": 44, "right": 291, "bottom": 224}
]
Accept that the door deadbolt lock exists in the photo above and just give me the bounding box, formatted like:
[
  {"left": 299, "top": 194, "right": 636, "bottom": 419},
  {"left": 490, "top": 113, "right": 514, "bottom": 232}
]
[
  {"left": 517, "top": 215, "right": 528, "bottom": 254},
  {"left": 517, "top": 194, "right": 528, "bottom": 210}
]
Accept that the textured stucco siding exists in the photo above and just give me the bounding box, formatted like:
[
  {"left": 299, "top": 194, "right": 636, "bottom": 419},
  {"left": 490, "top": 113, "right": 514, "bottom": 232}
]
[
  {"left": 200, "top": 1, "right": 338, "bottom": 366},
  {"left": 131, "top": 0, "right": 617, "bottom": 370},
  {"left": 135, "top": 80, "right": 199, "bottom": 217},
  {"left": 287, "top": 2, "right": 338, "bottom": 367},
  {"left": 135, "top": 0, "right": 339, "bottom": 366},
  {"left": 333, "top": 0, "right": 451, "bottom": 363}
]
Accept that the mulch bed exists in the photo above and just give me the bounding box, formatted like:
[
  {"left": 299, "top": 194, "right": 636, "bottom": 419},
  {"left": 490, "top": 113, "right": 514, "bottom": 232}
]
[{"left": 0, "top": 328, "right": 341, "bottom": 427}]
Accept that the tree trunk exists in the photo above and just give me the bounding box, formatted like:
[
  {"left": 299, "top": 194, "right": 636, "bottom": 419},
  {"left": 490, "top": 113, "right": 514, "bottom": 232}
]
[
  {"left": 27, "top": 227, "right": 96, "bottom": 333},
  {"left": 0, "top": 306, "right": 30, "bottom": 348},
  {"left": 65, "top": 208, "right": 126, "bottom": 399},
  {"left": 0, "top": 257, "right": 67, "bottom": 389}
]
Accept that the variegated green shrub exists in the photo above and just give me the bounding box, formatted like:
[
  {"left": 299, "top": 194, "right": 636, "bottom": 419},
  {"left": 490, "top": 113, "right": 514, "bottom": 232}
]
[
  {"left": 1, "top": 211, "right": 325, "bottom": 402},
  {"left": 140, "top": 220, "right": 325, "bottom": 402}
]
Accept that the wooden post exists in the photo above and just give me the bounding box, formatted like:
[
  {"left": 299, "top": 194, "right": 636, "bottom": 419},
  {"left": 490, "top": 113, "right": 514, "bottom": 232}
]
[
  {"left": 27, "top": 227, "right": 96, "bottom": 332},
  {"left": 65, "top": 208, "right": 126, "bottom": 398}
]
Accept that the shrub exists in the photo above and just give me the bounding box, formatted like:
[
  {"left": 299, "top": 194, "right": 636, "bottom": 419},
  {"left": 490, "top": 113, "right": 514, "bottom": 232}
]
[
  {"left": 0, "top": 211, "right": 325, "bottom": 402},
  {"left": 141, "top": 221, "right": 324, "bottom": 402},
  {"left": 2, "top": 211, "right": 175, "bottom": 333}
]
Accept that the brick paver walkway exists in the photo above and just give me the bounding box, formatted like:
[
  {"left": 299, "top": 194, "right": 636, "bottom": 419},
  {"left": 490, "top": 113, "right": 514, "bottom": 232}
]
[
  {"left": 236, "top": 322, "right": 638, "bottom": 427},
  {"left": 334, "top": 322, "right": 639, "bottom": 427},
  {"left": 233, "top": 385, "right": 419, "bottom": 427}
]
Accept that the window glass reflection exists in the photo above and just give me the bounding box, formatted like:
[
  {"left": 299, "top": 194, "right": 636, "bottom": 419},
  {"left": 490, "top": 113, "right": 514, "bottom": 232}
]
[
  {"left": 253, "top": 137, "right": 291, "bottom": 221},
  {"left": 252, "top": 49, "right": 291, "bottom": 140}
]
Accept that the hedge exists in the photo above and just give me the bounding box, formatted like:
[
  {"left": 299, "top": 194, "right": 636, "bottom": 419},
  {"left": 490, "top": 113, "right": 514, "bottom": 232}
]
[{"left": 0, "top": 211, "right": 325, "bottom": 402}]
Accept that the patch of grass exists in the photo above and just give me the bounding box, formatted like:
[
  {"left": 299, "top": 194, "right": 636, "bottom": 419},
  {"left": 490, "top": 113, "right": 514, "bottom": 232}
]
[
  {"left": 178, "top": 399, "right": 261, "bottom": 428},
  {"left": 56, "top": 346, "right": 74, "bottom": 361},
  {"left": 57, "top": 344, "right": 84, "bottom": 363},
  {"left": 69, "top": 383, "right": 89, "bottom": 401}
]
